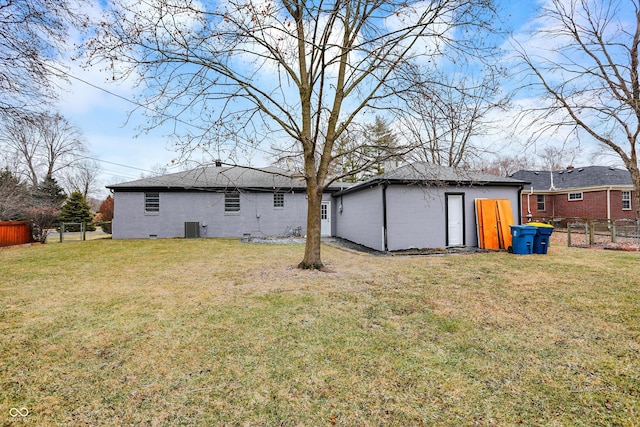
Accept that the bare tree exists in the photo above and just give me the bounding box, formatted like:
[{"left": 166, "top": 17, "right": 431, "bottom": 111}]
[
  {"left": 61, "top": 159, "right": 101, "bottom": 200},
  {"left": 401, "top": 69, "right": 509, "bottom": 168},
  {"left": 537, "top": 145, "right": 578, "bottom": 171},
  {"left": 0, "top": 0, "right": 88, "bottom": 117},
  {"left": 88, "top": 0, "right": 500, "bottom": 268},
  {"left": 515, "top": 0, "right": 640, "bottom": 219},
  {"left": 475, "top": 154, "right": 535, "bottom": 177},
  {"left": 0, "top": 168, "right": 30, "bottom": 220},
  {"left": 0, "top": 112, "right": 86, "bottom": 187},
  {"left": 28, "top": 175, "right": 67, "bottom": 242}
]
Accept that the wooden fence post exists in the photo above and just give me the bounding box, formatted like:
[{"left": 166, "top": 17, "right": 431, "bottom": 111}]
[{"left": 611, "top": 220, "right": 616, "bottom": 243}]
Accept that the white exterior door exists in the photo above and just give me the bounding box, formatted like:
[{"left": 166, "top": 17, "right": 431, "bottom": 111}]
[
  {"left": 447, "top": 194, "right": 464, "bottom": 246},
  {"left": 321, "top": 201, "right": 331, "bottom": 236}
]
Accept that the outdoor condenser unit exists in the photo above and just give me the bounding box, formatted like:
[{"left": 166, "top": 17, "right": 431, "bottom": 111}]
[{"left": 184, "top": 222, "right": 200, "bottom": 238}]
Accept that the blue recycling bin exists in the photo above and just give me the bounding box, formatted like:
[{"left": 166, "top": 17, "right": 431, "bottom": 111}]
[
  {"left": 509, "top": 225, "right": 537, "bottom": 254},
  {"left": 528, "top": 222, "right": 554, "bottom": 254}
]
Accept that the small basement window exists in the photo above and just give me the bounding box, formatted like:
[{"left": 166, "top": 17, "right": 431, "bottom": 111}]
[
  {"left": 568, "top": 192, "right": 583, "bottom": 201},
  {"left": 225, "top": 191, "right": 240, "bottom": 213},
  {"left": 274, "top": 193, "right": 284, "bottom": 209},
  {"left": 622, "top": 191, "right": 632, "bottom": 210},
  {"left": 144, "top": 192, "right": 160, "bottom": 213}
]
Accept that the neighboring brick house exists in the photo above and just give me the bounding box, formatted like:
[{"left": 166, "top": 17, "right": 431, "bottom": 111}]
[{"left": 510, "top": 166, "right": 636, "bottom": 223}]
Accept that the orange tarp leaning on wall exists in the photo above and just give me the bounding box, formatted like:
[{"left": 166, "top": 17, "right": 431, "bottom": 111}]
[
  {"left": 475, "top": 199, "right": 515, "bottom": 250},
  {"left": 496, "top": 199, "right": 514, "bottom": 249},
  {"left": 476, "top": 199, "right": 500, "bottom": 249}
]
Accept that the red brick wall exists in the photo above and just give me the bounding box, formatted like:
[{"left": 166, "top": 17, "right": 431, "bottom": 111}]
[
  {"left": 609, "top": 190, "right": 636, "bottom": 219},
  {"left": 521, "top": 189, "right": 636, "bottom": 221},
  {"left": 553, "top": 191, "right": 609, "bottom": 219},
  {"left": 521, "top": 193, "right": 549, "bottom": 220}
]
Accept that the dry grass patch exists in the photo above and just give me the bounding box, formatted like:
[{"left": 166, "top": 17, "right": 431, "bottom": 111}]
[{"left": 1, "top": 239, "right": 638, "bottom": 425}]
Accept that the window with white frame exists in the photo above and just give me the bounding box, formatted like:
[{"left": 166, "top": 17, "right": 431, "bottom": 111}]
[
  {"left": 225, "top": 191, "right": 240, "bottom": 213},
  {"left": 144, "top": 192, "right": 160, "bottom": 213},
  {"left": 537, "top": 195, "right": 545, "bottom": 211},
  {"left": 273, "top": 193, "right": 284, "bottom": 209},
  {"left": 321, "top": 202, "right": 328, "bottom": 220},
  {"left": 622, "top": 191, "right": 632, "bottom": 210},
  {"left": 568, "top": 192, "right": 583, "bottom": 201}
]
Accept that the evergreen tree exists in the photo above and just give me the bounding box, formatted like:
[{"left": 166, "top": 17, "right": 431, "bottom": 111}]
[
  {"left": 33, "top": 176, "right": 67, "bottom": 208},
  {"left": 335, "top": 135, "right": 361, "bottom": 183},
  {"left": 58, "top": 191, "right": 95, "bottom": 231},
  {"left": 363, "top": 116, "right": 399, "bottom": 179},
  {"left": 335, "top": 116, "right": 400, "bottom": 182}
]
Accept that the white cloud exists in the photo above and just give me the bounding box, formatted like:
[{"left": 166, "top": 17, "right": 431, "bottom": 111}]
[
  {"left": 384, "top": 0, "right": 454, "bottom": 61},
  {"left": 48, "top": 1, "right": 181, "bottom": 188}
]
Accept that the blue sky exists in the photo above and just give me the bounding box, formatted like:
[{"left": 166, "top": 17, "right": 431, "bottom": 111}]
[{"left": 53, "top": 0, "right": 606, "bottom": 195}]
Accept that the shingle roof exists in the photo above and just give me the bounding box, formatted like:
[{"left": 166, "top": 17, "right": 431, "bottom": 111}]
[
  {"left": 510, "top": 166, "right": 632, "bottom": 191},
  {"left": 334, "top": 162, "right": 526, "bottom": 196},
  {"left": 107, "top": 165, "right": 308, "bottom": 191}
]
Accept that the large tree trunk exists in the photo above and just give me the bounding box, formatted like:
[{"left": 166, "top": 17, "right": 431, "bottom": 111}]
[
  {"left": 299, "top": 183, "right": 324, "bottom": 270},
  {"left": 629, "top": 163, "right": 640, "bottom": 221},
  {"left": 620, "top": 148, "right": 640, "bottom": 221}
]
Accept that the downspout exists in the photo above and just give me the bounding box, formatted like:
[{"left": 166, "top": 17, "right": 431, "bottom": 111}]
[
  {"left": 607, "top": 186, "right": 612, "bottom": 220},
  {"left": 549, "top": 171, "right": 556, "bottom": 221},
  {"left": 521, "top": 186, "right": 527, "bottom": 224},
  {"left": 382, "top": 183, "right": 388, "bottom": 252},
  {"left": 526, "top": 186, "right": 533, "bottom": 221}
]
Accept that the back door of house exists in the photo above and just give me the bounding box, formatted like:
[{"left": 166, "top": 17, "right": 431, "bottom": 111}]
[
  {"left": 446, "top": 194, "right": 464, "bottom": 246},
  {"left": 321, "top": 201, "right": 331, "bottom": 236}
]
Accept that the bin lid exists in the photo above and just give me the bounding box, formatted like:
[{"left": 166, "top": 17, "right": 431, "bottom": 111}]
[
  {"left": 510, "top": 224, "right": 538, "bottom": 234},
  {"left": 527, "top": 222, "right": 554, "bottom": 228}
]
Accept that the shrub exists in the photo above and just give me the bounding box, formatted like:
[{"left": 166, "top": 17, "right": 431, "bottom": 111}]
[{"left": 98, "top": 196, "right": 114, "bottom": 234}]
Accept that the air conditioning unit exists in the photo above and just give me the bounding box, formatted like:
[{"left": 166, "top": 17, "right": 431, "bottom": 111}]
[{"left": 184, "top": 222, "right": 200, "bottom": 238}]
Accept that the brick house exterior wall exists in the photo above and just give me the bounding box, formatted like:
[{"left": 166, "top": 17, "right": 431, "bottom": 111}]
[
  {"left": 513, "top": 166, "right": 636, "bottom": 223},
  {"left": 523, "top": 189, "right": 636, "bottom": 222}
]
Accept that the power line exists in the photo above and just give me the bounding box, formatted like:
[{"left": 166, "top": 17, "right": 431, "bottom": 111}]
[
  {"left": 76, "top": 155, "right": 173, "bottom": 175},
  {"left": 48, "top": 64, "right": 279, "bottom": 159}
]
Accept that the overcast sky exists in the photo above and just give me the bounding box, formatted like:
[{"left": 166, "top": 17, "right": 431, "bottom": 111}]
[{"left": 51, "top": 0, "right": 616, "bottom": 195}]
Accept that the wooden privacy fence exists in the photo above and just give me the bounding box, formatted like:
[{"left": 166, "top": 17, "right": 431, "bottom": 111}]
[{"left": 0, "top": 221, "right": 32, "bottom": 247}]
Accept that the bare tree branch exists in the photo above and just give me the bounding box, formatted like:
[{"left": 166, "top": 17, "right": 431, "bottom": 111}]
[
  {"left": 0, "top": 0, "right": 88, "bottom": 118},
  {"left": 0, "top": 112, "right": 87, "bottom": 186},
  {"left": 87, "top": 0, "right": 500, "bottom": 268},
  {"left": 515, "top": 0, "right": 640, "bottom": 218}
]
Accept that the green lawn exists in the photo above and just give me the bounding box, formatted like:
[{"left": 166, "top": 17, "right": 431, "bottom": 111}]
[{"left": 1, "top": 239, "right": 638, "bottom": 426}]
